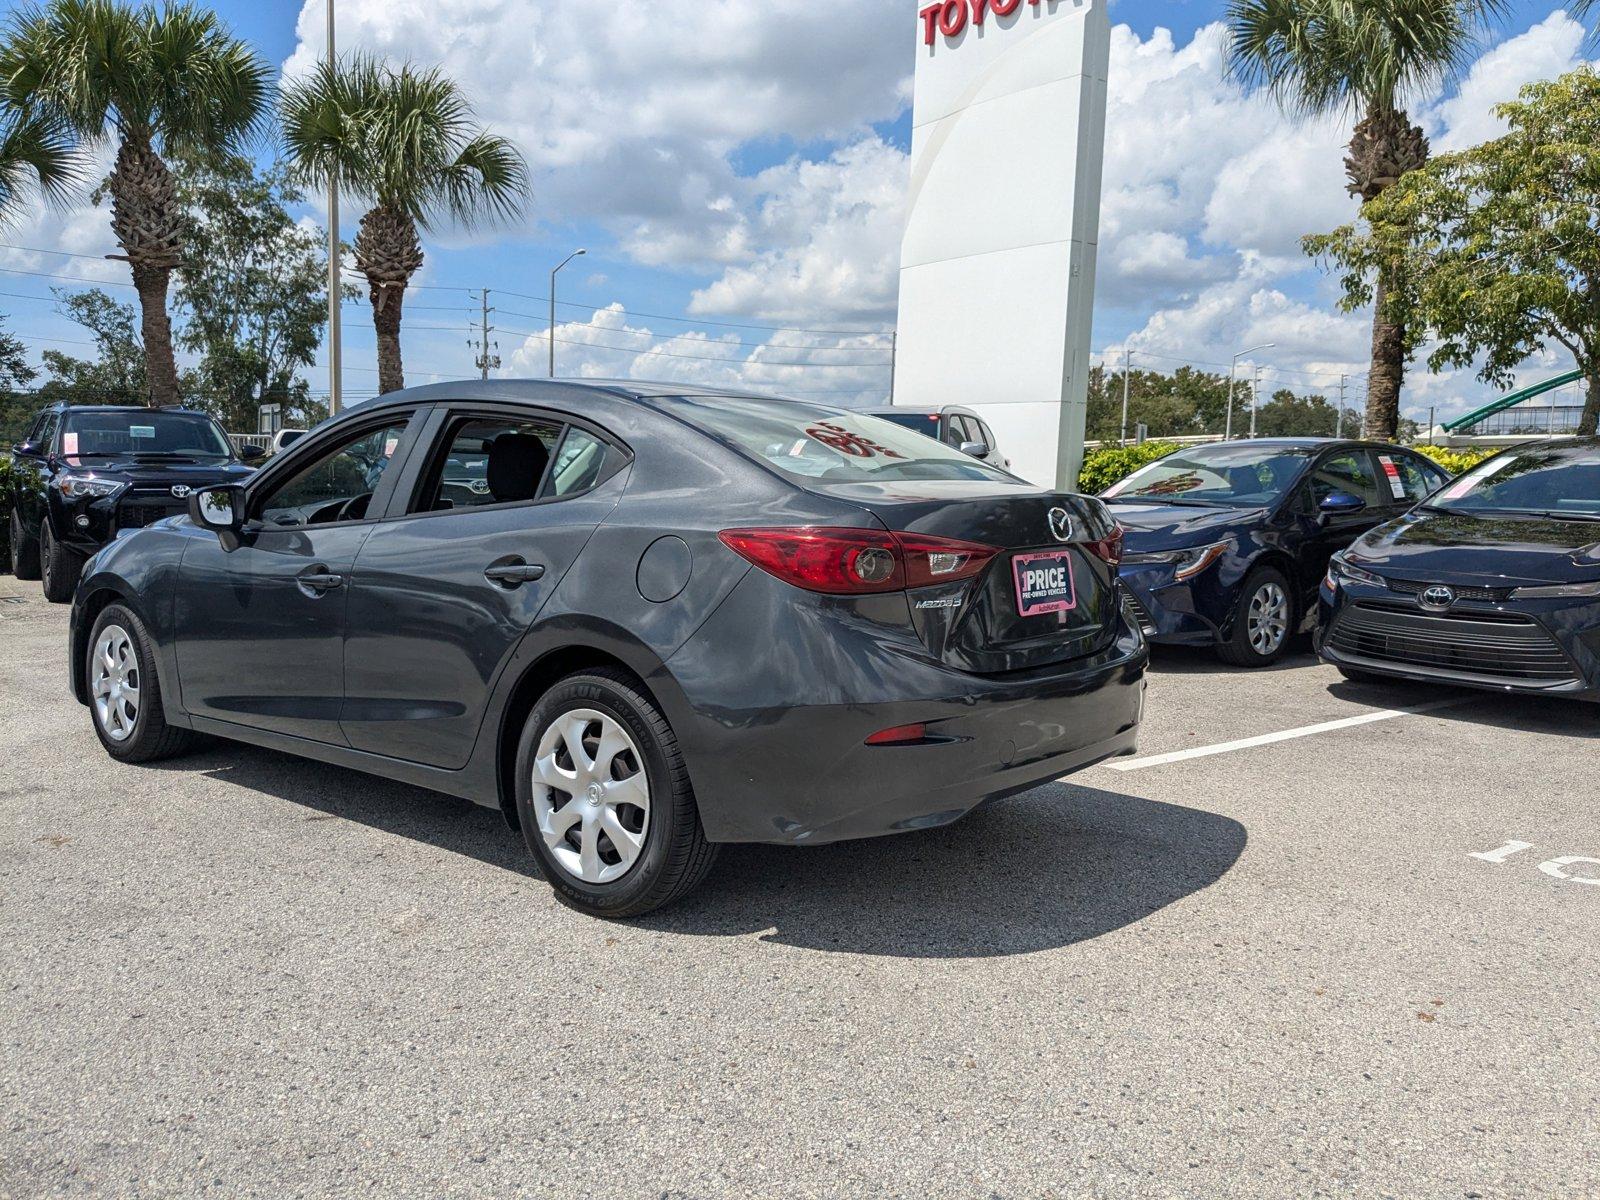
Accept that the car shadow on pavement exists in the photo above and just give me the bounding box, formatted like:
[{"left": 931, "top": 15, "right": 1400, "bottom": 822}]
[
  {"left": 157, "top": 744, "right": 1246, "bottom": 957},
  {"left": 1145, "top": 640, "right": 1320, "bottom": 676},
  {"left": 1326, "top": 677, "right": 1599, "bottom": 738},
  {"left": 645, "top": 784, "right": 1248, "bottom": 958}
]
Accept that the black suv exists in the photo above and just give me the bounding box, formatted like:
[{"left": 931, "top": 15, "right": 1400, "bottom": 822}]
[{"left": 8, "top": 403, "right": 263, "bottom": 601}]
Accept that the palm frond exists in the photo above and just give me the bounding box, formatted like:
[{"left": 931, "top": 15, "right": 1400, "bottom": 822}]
[{"left": 0, "top": 100, "right": 85, "bottom": 224}]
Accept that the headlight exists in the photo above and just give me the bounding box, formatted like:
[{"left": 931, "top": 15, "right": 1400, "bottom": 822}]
[
  {"left": 1509, "top": 580, "right": 1600, "bottom": 599},
  {"left": 52, "top": 476, "right": 125, "bottom": 500},
  {"left": 1123, "top": 540, "right": 1229, "bottom": 581},
  {"left": 1330, "top": 553, "right": 1385, "bottom": 588}
]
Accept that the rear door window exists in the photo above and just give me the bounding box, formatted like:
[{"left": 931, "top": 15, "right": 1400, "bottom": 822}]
[
  {"left": 1309, "top": 450, "right": 1386, "bottom": 508},
  {"left": 414, "top": 416, "right": 563, "bottom": 512}
]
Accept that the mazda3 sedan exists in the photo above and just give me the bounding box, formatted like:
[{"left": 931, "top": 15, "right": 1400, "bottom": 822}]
[
  {"left": 1101, "top": 439, "right": 1450, "bottom": 666},
  {"left": 1320, "top": 437, "right": 1600, "bottom": 701},
  {"left": 68, "top": 381, "right": 1148, "bottom": 917}
]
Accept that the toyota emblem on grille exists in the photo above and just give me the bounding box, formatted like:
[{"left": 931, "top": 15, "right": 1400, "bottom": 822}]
[
  {"left": 1418, "top": 585, "right": 1456, "bottom": 612},
  {"left": 1048, "top": 507, "right": 1074, "bottom": 543},
  {"left": 170, "top": 485, "right": 192, "bottom": 499}
]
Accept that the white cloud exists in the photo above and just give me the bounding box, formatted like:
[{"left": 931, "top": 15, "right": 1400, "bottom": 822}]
[{"left": 1427, "top": 12, "right": 1588, "bottom": 152}]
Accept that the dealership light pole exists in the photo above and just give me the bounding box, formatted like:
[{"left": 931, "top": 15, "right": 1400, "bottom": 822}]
[
  {"left": 1120, "top": 348, "right": 1134, "bottom": 445},
  {"left": 1225, "top": 343, "right": 1274, "bottom": 441},
  {"left": 549, "top": 248, "right": 586, "bottom": 378},
  {"left": 326, "top": 0, "right": 342, "bottom": 415}
]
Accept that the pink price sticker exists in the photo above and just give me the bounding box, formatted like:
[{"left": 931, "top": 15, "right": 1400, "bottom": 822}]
[
  {"left": 384, "top": 437, "right": 399, "bottom": 457},
  {"left": 61, "top": 432, "right": 78, "bottom": 456}
]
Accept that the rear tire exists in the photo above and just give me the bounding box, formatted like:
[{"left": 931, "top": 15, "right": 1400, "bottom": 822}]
[
  {"left": 40, "top": 519, "right": 81, "bottom": 603},
  {"left": 515, "top": 668, "right": 718, "bottom": 919},
  {"left": 1217, "top": 565, "right": 1294, "bottom": 667},
  {"left": 86, "top": 603, "right": 196, "bottom": 762},
  {"left": 9, "top": 509, "right": 40, "bottom": 580}
]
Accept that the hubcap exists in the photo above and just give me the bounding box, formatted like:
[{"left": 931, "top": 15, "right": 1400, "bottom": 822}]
[
  {"left": 530, "top": 708, "right": 650, "bottom": 885},
  {"left": 1247, "top": 582, "right": 1289, "bottom": 656},
  {"left": 91, "top": 625, "right": 140, "bottom": 742}
]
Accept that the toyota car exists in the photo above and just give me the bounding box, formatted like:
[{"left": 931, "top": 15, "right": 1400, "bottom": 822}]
[
  {"left": 1320, "top": 437, "right": 1600, "bottom": 701},
  {"left": 1102, "top": 439, "right": 1450, "bottom": 666},
  {"left": 68, "top": 381, "right": 1148, "bottom": 918},
  {"left": 8, "top": 403, "right": 262, "bottom": 602}
]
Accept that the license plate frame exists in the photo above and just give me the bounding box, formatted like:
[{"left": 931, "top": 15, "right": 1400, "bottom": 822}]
[{"left": 1012, "top": 549, "right": 1078, "bottom": 618}]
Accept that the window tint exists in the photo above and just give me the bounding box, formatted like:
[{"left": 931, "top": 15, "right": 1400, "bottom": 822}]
[
  {"left": 25, "top": 410, "right": 49, "bottom": 443},
  {"left": 545, "top": 428, "right": 609, "bottom": 497},
  {"left": 258, "top": 418, "right": 411, "bottom": 527},
  {"left": 37, "top": 412, "right": 59, "bottom": 452},
  {"left": 416, "top": 416, "right": 562, "bottom": 512},
  {"left": 1308, "top": 451, "right": 1385, "bottom": 508}
]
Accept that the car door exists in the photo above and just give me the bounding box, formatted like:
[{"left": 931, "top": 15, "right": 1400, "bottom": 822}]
[
  {"left": 13, "top": 410, "right": 58, "bottom": 532},
  {"left": 172, "top": 409, "right": 423, "bottom": 744},
  {"left": 1300, "top": 447, "right": 1392, "bottom": 591},
  {"left": 339, "top": 405, "right": 630, "bottom": 769}
]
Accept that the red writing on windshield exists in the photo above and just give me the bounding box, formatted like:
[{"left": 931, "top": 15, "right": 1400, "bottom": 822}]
[{"left": 806, "top": 422, "right": 906, "bottom": 460}]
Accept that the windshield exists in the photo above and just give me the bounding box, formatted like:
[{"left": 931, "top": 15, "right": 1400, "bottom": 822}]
[
  {"left": 1429, "top": 443, "right": 1600, "bottom": 519},
  {"left": 60, "top": 409, "right": 233, "bottom": 462},
  {"left": 659, "top": 395, "right": 1013, "bottom": 484},
  {"left": 1103, "top": 444, "right": 1313, "bottom": 506}
]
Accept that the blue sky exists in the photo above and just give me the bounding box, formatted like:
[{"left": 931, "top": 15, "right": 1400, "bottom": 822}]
[{"left": 0, "top": 0, "right": 1591, "bottom": 422}]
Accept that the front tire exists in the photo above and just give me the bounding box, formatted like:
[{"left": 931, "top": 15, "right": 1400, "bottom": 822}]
[
  {"left": 1218, "top": 566, "right": 1293, "bottom": 667},
  {"left": 515, "top": 668, "right": 718, "bottom": 919},
  {"left": 9, "top": 509, "right": 40, "bottom": 580},
  {"left": 40, "top": 519, "right": 82, "bottom": 603},
  {"left": 87, "top": 603, "right": 196, "bottom": 763}
]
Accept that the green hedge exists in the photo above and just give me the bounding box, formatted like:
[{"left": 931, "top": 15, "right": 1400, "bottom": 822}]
[
  {"left": 1077, "top": 441, "right": 1180, "bottom": 494},
  {"left": 1407, "top": 444, "right": 1496, "bottom": 476},
  {"left": 0, "top": 455, "right": 20, "bottom": 568}
]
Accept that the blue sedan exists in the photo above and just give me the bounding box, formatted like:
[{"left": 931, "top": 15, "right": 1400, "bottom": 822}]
[{"left": 1101, "top": 439, "right": 1451, "bottom": 666}]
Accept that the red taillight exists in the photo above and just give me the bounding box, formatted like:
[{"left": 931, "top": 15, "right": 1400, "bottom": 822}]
[
  {"left": 1085, "top": 524, "right": 1125, "bottom": 567},
  {"left": 717, "top": 527, "right": 1000, "bottom": 596},
  {"left": 865, "top": 722, "right": 928, "bottom": 746}
]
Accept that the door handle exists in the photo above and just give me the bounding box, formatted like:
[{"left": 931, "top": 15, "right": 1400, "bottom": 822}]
[
  {"left": 484, "top": 561, "right": 546, "bottom": 587},
  {"left": 297, "top": 571, "right": 345, "bottom": 593}
]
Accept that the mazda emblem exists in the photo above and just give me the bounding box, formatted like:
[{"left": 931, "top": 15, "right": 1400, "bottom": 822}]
[
  {"left": 1418, "top": 585, "right": 1456, "bottom": 612},
  {"left": 1048, "top": 507, "right": 1074, "bottom": 543},
  {"left": 170, "top": 485, "right": 192, "bottom": 499}
]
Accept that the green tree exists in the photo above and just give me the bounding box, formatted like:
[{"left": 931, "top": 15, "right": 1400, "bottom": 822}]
[
  {"left": 172, "top": 151, "right": 331, "bottom": 431},
  {"left": 38, "top": 287, "right": 147, "bottom": 406},
  {"left": 1225, "top": 0, "right": 1507, "bottom": 440},
  {"left": 1252, "top": 388, "right": 1349, "bottom": 436},
  {"left": 0, "top": 0, "right": 270, "bottom": 406},
  {"left": 0, "top": 314, "right": 41, "bottom": 445},
  {"left": 281, "top": 55, "right": 528, "bottom": 394},
  {"left": 1306, "top": 69, "right": 1600, "bottom": 438},
  {"left": 0, "top": 98, "right": 79, "bottom": 226},
  {"left": 1085, "top": 363, "right": 1235, "bottom": 441}
]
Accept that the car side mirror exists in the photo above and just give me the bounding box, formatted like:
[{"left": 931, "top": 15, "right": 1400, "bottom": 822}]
[
  {"left": 12, "top": 439, "right": 42, "bottom": 458},
  {"left": 189, "top": 484, "right": 246, "bottom": 550},
  {"left": 959, "top": 440, "right": 991, "bottom": 460},
  {"left": 1319, "top": 491, "right": 1366, "bottom": 521},
  {"left": 238, "top": 444, "right": 266, "bottom": 463}
]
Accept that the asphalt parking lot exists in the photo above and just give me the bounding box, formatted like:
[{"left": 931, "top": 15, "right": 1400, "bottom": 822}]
[{"left": 2, "top": 576, "right": 1596, "bottom": 1199}]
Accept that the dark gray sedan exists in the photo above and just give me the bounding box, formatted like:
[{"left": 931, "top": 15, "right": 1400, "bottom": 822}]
[{"left": 67, "top": 381, "right": 1147, "bottom": 917}]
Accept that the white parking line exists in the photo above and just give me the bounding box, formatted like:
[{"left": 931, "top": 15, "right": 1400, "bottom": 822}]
[{"left": 1101, "top": 697, "right": 1471, "bottom": 773}]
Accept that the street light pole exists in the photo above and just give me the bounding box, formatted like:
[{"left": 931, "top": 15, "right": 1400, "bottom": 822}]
[
  {"left": 1250, "top": 364, "right": 1262, "bottom": 439},
  {"left": 1224, "top": 343, "right": 1274, "bottom": 441},
  {"left": 1120, "top": 348, "right": 1133, "bottom": 445},
  {"left": 548, "top": 248, "right": 586, "bottom": 378},
  {"left": 326, "top": 0, "right": 341, "bottom": 416}
]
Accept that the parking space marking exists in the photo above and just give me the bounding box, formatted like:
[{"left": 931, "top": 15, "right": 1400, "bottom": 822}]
[
  {"left": 1468, "top": 840, "right": 1600, "bottom": 887},
  {"left": 1101, "top": 697, "right": 1471, "bottom": 773}
]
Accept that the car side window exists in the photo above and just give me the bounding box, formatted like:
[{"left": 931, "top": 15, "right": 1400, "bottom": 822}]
[
  {"left": 942, "top": 416, "right": 967, "bottom": 448},
  {"left": 1309, "top": 451, "right": 1385, "bottom": 508},
  {"left": 544, "top": 428, "right": 610, "bottom": 498},
  {"left": 257, "top": 418, "right": 412, "bottom": 528},
  {"left": 977, "top": 419, "right": 997, "bottom": 450},
  {"left": 413, "top": 416, "right": 563, "bottom": 512},
  {"left": 1389, "top": 454, "right": 1442, "bottom": 503}
]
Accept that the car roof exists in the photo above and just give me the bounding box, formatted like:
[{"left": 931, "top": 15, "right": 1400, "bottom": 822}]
[
  {"left": 344, "top": 378, "right": 854, "bottom": 414},
  {"left": 46, "top": 402, "right": 213, "bottom": 417}
]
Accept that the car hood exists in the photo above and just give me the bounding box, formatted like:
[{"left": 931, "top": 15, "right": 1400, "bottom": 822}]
[
  {"left": 1352, "top": 509, "right": 1600, "bottom": 587},
  {"left": 1105, "top": 500, "right": 1264, "bottom": 549},
  {"left": 61, "top": 459, "right": 255, "bottom": 486}
]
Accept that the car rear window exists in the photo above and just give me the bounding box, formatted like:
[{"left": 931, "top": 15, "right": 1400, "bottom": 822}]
[{"left": 658, "top": 395, "right": 1013, "bottom": 484}]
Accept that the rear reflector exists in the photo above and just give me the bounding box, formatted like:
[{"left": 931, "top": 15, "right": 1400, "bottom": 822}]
[
  {"left": 865, "top": 722, "right": 928, "bottom": 746},
  {"left": 718, "top": 526, "right": 999, "bottom": 595}
]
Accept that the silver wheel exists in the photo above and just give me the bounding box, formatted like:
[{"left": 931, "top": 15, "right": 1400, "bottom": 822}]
[
  {"left": 530, "top": 708, "right": 650, "bottom": 885},
  {"left": 91, "top": 624, "right": 141, "bottom": 742},
  {"left": 1246, "top": 581, "right": 1290, "bottom": 656}
]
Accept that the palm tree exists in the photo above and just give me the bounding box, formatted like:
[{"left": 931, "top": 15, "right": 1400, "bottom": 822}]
[
  {"left": 281, "top": 56, "right": 528, "bottom": 395},
  {"left": 1226, "top": 0, "right": 1507, "bottom": 440},
  {"left": 0, "top": 100, "right": 81, "bottom": 227},
  {"left": 0, "top": 0, "right": 270, "bottom": 406}
]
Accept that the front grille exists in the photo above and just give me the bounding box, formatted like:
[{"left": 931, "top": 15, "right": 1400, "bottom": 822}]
[
  {"left": 117, "top": 490, "right": 187, "bottom": 530},
  {"left": 1121, "top": 588, "right": 1157, "bottom": 635},
  {"left": 1386, "top": 577, "right": 1510, "bottom": 603},
  {"left": 1327, "top": 601, "right": 1577, "bottom": 684}
]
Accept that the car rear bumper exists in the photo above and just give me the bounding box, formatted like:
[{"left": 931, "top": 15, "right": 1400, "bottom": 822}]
[{"left": 667, "top": 597, "right": 1149, "bottom": 845}]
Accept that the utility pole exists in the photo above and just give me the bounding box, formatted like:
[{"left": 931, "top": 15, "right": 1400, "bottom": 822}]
[
  {"left": 1249, "top": 364, "right": 1263, "bottom": 438},
  {"left": 325, "top": 0, "right": 341, "bottom": 415},
  {"left": 1428, "top": 405, "right": 1436, "bottom": 446},
  {"left": 473, "top": 289, "right": 499, "bottom": 379},
  {"left": 889, "top": 331, "right": 897, "bottom": 404},
  {"left": 1120, "top": 348, "right": 1133, "bottom": 445},
  {"left": 1336, "top": 375, "right": 1348, "bottom": 438}
]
